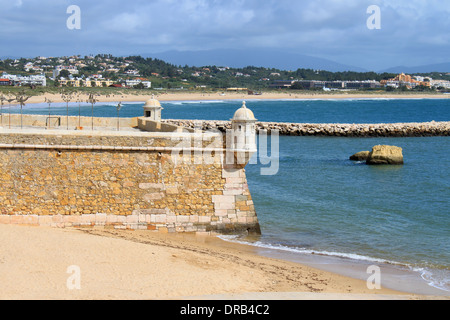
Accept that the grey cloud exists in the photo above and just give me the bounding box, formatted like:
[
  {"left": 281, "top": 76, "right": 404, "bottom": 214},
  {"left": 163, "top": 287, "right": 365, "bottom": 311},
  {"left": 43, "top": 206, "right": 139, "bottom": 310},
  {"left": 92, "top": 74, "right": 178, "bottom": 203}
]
[{"left": 0, "top": 0, "right": 448, "bottom": 70}]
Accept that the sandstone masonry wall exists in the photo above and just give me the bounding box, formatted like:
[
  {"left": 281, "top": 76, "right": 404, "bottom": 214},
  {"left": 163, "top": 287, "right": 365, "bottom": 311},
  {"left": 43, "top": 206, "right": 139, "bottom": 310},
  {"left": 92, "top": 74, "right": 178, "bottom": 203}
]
[{"left": 0, "top": 130, "right": 260, "bottom": 234}]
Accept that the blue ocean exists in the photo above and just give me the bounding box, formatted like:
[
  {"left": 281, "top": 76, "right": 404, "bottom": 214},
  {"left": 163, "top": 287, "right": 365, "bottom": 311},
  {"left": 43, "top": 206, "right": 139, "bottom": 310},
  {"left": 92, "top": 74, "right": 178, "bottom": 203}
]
[
  {"left": 10, "top": 97, "right": 450, "bottom": 123},
  {"left": 15, "top": 98, "right": 450, "bottom": 294}
]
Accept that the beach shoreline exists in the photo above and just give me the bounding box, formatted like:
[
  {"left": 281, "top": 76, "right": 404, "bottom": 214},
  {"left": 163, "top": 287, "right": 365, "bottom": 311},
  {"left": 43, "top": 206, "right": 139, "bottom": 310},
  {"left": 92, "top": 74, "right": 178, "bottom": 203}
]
[
  {"left": 1, "top": 93, "right": 448, "bottom": 300},
  {"left": 0, "top": 224, "right": 447, "bottom": 300},
  {"left": 23, "top": 91, "right": 450, "bottom": 105}
]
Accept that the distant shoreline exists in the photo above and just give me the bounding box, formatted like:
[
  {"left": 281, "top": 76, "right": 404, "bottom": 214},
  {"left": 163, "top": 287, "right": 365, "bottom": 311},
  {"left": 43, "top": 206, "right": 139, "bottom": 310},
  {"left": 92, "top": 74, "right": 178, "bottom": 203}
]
[{"left": 23, "top": 91, "right": 450, "bottom": 105}]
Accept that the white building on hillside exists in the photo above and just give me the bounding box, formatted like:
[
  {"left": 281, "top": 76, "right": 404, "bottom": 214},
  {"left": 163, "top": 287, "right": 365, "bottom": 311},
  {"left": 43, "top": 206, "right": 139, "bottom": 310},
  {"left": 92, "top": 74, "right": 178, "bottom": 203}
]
[
  {"left": 53, "top": 65, "right": 79, "bottom": 78},
  {"left": 125, "top": 78, "right": 151, "bottom": 88},
  {"left": 431, "top": 80, "right": 450, "bottom": 89},
  {"left": 2, "top": 73, "right": 47, "bottom": 87}
]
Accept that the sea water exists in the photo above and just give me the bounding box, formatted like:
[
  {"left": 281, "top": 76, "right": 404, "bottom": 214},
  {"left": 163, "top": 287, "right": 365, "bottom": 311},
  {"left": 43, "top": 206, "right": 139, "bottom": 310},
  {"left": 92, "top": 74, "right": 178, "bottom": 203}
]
[
  {"left": 243, "top": 134, "right": 449, "bottom": 295},
  {"left": 14, "top": 98, "right": 450, "bottom": 294},
  {"left": 9, "top": 97, "right": 450, "bottom": 123}
]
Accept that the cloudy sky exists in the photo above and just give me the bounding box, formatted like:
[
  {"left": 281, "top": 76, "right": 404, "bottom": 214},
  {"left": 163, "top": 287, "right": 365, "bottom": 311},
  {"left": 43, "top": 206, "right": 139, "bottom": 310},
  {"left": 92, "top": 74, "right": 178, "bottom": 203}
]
[{"left": 1, "top": 0, "right": 449, "bottom": 71}]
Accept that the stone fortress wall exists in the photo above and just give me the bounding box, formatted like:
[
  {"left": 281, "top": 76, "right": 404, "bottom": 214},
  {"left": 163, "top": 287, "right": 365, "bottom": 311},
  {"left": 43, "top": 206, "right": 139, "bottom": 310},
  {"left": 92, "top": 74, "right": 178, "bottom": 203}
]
[
  {"left": 0, "top": 99, "right": 261, "bottom": 235},
  {"left": 0, "top": 130, "right": 259, "bottom": 234}
]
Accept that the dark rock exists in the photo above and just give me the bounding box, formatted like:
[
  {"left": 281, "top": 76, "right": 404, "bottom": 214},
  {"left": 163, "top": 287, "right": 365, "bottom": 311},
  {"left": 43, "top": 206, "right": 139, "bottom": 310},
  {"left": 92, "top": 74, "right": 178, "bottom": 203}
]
[{"left": 350, "top": 151, "right": 370, "bottom": 161}]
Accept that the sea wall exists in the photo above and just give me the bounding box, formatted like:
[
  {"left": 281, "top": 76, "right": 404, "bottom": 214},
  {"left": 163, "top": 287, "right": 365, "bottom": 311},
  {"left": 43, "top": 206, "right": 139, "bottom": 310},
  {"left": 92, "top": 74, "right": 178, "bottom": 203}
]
[
  {"left": 0, "top": 130, "right": 260, "bottom": 234},
  {"left": 163, "top": 120, "right": 450, "bottom": 137}
]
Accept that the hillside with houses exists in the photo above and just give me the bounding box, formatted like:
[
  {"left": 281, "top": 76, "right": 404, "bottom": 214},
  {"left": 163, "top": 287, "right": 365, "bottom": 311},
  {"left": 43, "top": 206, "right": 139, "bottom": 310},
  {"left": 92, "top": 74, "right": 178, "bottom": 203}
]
[{"left": 1, "top": 54, "right": 450, "bottom": 93}]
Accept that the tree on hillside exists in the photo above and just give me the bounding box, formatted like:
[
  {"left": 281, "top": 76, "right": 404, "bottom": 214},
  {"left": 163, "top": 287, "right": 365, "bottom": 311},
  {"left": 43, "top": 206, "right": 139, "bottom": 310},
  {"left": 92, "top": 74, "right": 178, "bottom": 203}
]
[
  {"left": 290, "top": 82, "right": 304, "bottom": 90},
  {"left": 58, "top": 69, "right": 70, "bottom": 79}
]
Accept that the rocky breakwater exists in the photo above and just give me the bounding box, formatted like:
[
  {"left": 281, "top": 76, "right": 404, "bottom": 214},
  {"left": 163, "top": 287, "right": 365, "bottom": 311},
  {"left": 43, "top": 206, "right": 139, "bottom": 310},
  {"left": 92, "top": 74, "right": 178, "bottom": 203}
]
[{"left": 163, "top": 120, "right": 450, "bottom": 137}]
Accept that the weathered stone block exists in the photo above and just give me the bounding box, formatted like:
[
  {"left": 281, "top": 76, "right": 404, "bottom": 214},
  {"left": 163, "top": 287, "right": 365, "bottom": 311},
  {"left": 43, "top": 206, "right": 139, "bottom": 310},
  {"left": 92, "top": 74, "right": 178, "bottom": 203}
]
[
  {"left": 222, "top": 169, "right": 241, "bottom": 178},
  {"left": 189, "top": 215, "right": 199, "bottom": 223},
  {"left": 0, "top": 215, "right": 11, "bottom": 224},
  {"left": 198, "top": 216, "right": 211, "bottom": 223},
  {"left": 126, "top": 215, "right": 139, "bottom": 224},
  {"left": 216, "top": 202, "right": 235, "bottom": 210},
  {"left": 228, "top": 213, "right": 237, "bottom": 220},
  {"left": 223, "top": 189, "right": 245, "bottom": 196},
  {"left": 95, "top": 213, "right": 107, "bottom": 223},
  {"left": 52, "top": 215, "right": 64, "bottom": 223},
  {"left": 237, "top": 217, "right": 248, "bottom": 224},
  {"left": 215, "top": 209, "right": 228, "bottom": 217},
  {"left": 38, "top": 216, "right": 53, "bottom": 227},
  {"left": 139, "top": 183, "right": 164, "bottom": 190},
  {"left": 143, "top": 193, "right": 164, "bottom": 201},
  {"left": 176, "top": 215, "right": 190, "bottom": 223},
  {"left": 153, "top": 214, "right": 167, "bottom": 224},
  {"left": 235, "top": 195, "right": 248, "bottom": 202},
  {"left": 23, "top": 215, "right": 39, "bottom": 226},
  {"left": 166, "top": 215, "right": 177, "bottom": 223},
  {"left": 212, "top": 195, "right": 234, "bottom": 204},
  {"left": 166, "top": 187, "right": 179, "bottom": 195},
  {"left": 11, "top": 215, "right": 24, "bottom": 224}
]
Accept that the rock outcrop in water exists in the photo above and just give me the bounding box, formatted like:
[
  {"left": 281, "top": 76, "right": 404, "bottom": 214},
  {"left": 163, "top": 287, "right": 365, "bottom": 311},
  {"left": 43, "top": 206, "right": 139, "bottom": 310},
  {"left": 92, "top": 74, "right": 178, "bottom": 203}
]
[
  {"left": 366, "top": 145, "right": 404, "bottom": 165},
  {"left": 350, "top": 151, "right": 370, "bottom": 161},
  {"left": 163, "top": 120, "right": 450, "bottom": 137}
]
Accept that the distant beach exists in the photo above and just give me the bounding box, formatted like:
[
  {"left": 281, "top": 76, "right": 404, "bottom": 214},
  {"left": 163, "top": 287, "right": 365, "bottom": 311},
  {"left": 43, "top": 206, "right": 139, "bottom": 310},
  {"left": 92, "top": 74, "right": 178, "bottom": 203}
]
[{"left": 24, "top": 91, "right": 450, "bottom": 105}]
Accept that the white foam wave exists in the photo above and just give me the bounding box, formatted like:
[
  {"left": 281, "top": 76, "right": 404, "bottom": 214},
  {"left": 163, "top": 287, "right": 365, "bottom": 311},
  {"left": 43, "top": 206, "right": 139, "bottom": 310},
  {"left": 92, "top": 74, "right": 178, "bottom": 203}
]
[
  {"left": 87, "top": 101, "right": 143, "bottom": 107},
  {"left": 164, "top": 100, "right": 229, "bottom": 105},
  {"left": 218, "top": 235, "right": 394, "bottom": 264},
  {"left": 218, "top": 235, "right": 450, "bottom": 293},
  {"left": 414, "top": 267, "right": 450, "bottom": 292}
]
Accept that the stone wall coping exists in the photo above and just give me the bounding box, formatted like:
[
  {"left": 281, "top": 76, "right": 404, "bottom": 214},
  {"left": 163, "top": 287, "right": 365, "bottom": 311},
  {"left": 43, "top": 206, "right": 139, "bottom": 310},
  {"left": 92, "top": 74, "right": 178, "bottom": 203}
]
[
  {"left": 0, "top": 127, "right": 222, "bottom": 139},
  {"left": 0, "top": 143, "right": 227, "bottom": 153}
]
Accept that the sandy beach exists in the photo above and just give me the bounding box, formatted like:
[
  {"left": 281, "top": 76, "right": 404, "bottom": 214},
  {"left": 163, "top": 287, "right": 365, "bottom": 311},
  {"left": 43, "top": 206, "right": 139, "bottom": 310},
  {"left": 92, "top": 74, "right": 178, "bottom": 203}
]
[
  {"left": 24, "top": 91, "right": 450, "bottom": 105},
  {"left": 0, "top": 224, "right": 446, "bottom": 300}
]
